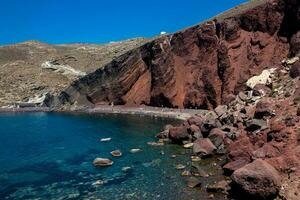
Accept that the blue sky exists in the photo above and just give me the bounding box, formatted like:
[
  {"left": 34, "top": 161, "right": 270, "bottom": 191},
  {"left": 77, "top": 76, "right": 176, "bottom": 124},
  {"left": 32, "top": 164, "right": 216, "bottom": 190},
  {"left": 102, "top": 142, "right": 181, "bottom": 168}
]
[{"left": 0, "top": 0, "right": 247, "bottom": 45}]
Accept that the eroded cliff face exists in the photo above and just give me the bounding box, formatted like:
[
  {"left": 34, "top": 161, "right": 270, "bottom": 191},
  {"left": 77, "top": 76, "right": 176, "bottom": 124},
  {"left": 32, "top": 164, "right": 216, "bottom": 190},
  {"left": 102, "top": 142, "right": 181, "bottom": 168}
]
[{"left": 57, "top": 0, "right": 300, "bottom": 109}]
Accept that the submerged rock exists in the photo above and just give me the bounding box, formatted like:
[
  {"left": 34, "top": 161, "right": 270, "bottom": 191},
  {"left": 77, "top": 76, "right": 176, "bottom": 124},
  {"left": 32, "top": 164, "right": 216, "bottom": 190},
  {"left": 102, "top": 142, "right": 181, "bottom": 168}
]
[
  {"left": 206, "top": 180, "right": 230, "bottom": 193},
  {"left": 130, "top": 148, "right": 142, "bottom": 153},
  {"left": 175, "top": 164, "right": 186, "bottom": 170},
  {"left": 93, "top": 158, "right": 114, "bottom": 167},
  {"left": 187, "top": 177, "right": 202, "bottom": 188},
  {"left": 110, "top": 150, "right": 122, "bottom": 157},
  {"left": 100, "top": 137, "right": 111, "bottom": 142}
]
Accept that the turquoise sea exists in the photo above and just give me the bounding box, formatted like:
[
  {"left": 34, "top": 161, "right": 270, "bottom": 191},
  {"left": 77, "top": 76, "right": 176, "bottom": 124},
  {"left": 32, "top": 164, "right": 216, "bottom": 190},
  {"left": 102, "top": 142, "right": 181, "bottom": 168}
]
[{"left": 0, "top": 112, "right": 225, "bottom": 200}]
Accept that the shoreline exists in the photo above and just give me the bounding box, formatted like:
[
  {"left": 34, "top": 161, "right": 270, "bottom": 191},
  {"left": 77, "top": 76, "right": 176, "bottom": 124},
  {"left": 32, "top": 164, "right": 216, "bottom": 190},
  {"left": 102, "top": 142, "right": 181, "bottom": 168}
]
[{"left": 0, "top": 105, "right": 205, "bottom": 120}]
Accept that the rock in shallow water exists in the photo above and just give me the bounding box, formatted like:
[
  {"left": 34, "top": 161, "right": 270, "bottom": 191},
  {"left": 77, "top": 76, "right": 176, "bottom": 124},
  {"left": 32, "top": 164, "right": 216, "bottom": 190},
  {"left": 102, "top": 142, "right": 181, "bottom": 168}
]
[
  {"left": 93, "top": 158, "right": 114, "bottom": 167},
  {"left": 110, "top": 150, "right": 122, "bottom": 157},
  {"left": 130, "top": 148, "right": 142, "bottom": 153},
  {"left": 100, "top": 137, "right": 112, "bottom": 142}
]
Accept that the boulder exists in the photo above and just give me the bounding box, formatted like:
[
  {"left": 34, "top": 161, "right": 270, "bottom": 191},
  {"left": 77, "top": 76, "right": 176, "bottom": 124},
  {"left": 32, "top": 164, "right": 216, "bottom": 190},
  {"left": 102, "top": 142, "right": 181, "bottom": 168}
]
[
  {"left": 208, "top": 128, "right": 225, "bottom": 147},
  {"left": 93, "top": 158, "right": 114, "bottom": 167},
  {"left": 169, "top": 126, "right": 189, "bottom": 144},
  {"left": 231, "top": 159, "right": 281, "bottom": 199},
  {"left": 193, "top": 138, "right": 216, "bottom": 157}
]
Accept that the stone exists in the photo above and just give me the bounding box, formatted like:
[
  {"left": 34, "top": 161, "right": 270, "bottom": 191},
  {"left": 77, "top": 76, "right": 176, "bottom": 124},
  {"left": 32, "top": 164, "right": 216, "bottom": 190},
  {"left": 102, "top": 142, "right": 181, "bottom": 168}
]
[
  {"left": 191, "top": 156, "right": 202, "bottom": 162},
  {"left": 246, "top": 68, "right": 276, "bottom": 89},
  {"left": 176, "top": 164, "right": 186, "bottom": 170},
  {"left": 231, "top": 159, "right": 281, "bottom": 199},
  {"left": 206, "top": 180, "right": 230, "bottom": 193},
  {"left": 187, "top": 116, "right": 204, "bottom": 127},
  {"left": 100, "top": 137, "right": 111, "bottom": 142},
  {"left": 169, "top": 126, "right": 189, "bottom": 144},
  {"left": 187, "top": 177, "right": 202, "bottom": 188},
  {"left": 93, "top": 158, "right": 114, "bottom": 167},
  {"left": 201, "top": 112, "right": 220, "bottom": 136},
  {"left": 183, "top": 143, "right": 194, "bottom": 148},
  {"left": 110, "top": 150, "right": 122, "bottom": 157},
  {"left": 253, "top": 84, "right": 272, "bottom": 96},
  {"left": 181, "top": 170, "right": 192, "bottom": 176},
  {"left": 130, "top": 148, "right": 141, "bottom": 153},
  {"left": 245, "top": 119, "right": 267, "bottom": 132},
  {"left": 254, "top": 100, "right": 274, "bottom": 119},
  {"left": 188, "top": 124, "right": 200, "bottom": 134},
  {"left": 238, "top": 91, "right": 248, "bottom": 101},
  {"left": 208, "top": 128, "right": 225, "bottom": 147},
  {"left": 214, "top": 105, "right": 228, "bottom": 117},
  {"left": 193, "top": 138, "right": 216, "bottom": 157}
]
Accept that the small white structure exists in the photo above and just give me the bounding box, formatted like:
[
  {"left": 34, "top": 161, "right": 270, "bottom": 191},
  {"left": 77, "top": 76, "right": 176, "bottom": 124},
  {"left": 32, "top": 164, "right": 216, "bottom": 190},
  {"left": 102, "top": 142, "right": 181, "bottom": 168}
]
[{"left": 160, "top": 31, "right": 167, "bottom": 35}]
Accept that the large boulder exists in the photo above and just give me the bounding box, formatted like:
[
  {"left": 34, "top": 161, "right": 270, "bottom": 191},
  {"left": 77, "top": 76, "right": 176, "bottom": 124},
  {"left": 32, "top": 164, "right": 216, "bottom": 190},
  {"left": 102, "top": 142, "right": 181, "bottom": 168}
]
[
  {"left": 169, "top": 126, "right": 189, "bottom": 144},
  {"left": 231, "top": 159, "right": 281, "bottom": 199},
  {"left": 193, "top": 138, "right": 216, "bottom": 157}
]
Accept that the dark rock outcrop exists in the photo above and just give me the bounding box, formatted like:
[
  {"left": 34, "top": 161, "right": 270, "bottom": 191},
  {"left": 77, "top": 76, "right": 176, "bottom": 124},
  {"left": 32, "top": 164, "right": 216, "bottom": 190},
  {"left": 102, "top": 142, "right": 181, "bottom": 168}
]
[{"left": 55, "top": 0, "right": 299, "bottom": 110}]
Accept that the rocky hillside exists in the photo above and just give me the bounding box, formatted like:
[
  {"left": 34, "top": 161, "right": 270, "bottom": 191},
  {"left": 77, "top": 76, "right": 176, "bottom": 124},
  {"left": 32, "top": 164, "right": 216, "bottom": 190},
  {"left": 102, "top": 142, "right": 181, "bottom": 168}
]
[
  {"left": 0, "top": 38, "right": 148, "bottom": 107},
  {"left": 56, "top": 0, "right": 300, "bottom": 110},
  {"left": 157, "top": 55, "right": 300, "bottom": 200}
]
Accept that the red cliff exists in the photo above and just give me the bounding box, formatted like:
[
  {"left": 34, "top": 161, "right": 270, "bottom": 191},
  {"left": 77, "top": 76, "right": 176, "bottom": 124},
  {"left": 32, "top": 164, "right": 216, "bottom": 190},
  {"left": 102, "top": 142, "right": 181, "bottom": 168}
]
[{"left": 57, "top": 0, "right": 300, "bottom": 109}]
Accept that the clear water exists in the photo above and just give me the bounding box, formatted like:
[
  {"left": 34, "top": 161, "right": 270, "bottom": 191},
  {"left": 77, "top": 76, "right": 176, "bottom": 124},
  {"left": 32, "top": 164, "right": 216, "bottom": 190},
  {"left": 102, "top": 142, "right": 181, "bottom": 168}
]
[{"left": 0, "top": 112, "right": 225, "bottom": 200}]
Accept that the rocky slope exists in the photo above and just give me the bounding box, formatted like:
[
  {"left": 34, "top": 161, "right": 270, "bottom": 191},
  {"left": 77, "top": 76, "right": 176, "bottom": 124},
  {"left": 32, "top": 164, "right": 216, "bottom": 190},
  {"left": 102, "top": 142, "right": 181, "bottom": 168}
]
[
  {"left": 155, "top": 56, "right": 300, "bottom": 199},
  {"left": 56, "top": 0, "right": 299, "bottom": 110},
  {"left": 0, "top": 38, "right": 148, "bottom": 107}
]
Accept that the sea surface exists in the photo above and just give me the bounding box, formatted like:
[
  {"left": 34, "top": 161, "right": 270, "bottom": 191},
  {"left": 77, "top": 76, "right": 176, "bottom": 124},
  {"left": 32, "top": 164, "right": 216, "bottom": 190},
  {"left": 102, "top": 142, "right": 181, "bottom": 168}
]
[{"left": 0, "top": 112, "right": 225, "bottom": 200}]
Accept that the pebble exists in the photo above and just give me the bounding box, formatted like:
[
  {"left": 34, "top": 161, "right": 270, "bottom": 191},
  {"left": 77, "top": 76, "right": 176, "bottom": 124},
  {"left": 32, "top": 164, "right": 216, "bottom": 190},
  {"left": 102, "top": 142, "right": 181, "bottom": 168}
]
[{"left": 183, "top": 143, "right": 194, "bottom": 148}]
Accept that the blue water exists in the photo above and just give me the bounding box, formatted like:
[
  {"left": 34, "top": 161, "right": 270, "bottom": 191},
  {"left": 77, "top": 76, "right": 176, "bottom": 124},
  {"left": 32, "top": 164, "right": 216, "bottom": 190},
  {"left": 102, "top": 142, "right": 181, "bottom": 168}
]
[{"left": 0, "top": 112, "right": 224, "bottom": 200}]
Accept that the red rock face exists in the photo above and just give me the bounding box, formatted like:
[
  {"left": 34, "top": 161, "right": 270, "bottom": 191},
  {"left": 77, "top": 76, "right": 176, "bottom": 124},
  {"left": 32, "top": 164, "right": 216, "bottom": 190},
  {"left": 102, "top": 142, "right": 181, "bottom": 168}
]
[{"left": 57, "top": 0, "right": 299, "bottom": 109}]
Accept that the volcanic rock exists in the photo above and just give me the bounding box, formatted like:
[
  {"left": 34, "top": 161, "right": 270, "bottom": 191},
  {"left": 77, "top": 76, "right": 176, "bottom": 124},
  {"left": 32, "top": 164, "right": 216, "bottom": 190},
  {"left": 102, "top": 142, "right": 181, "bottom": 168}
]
[
  {"left": 110, "top": 150, "right": 122, "bottom": 157},
  {"left": 231, "top": 159, "right": 281, "bottom": 199},
  {"left": 93, "top": 158, "right": 114, "bottom": 167},
  {"left": 254, "top": 100, "right": 274, "bottom": 119},
  {"left": 208, "top": 128, "right": 225, "bottom": 147},
  {"left": 55, "top": 0, "right": 292, "bottom": 110},
  {"left": 193, "top": 138, "right": 216, "bottom": 157},
  {"left": 169, "top": 126, "right": 189, "bottom": 144}
]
